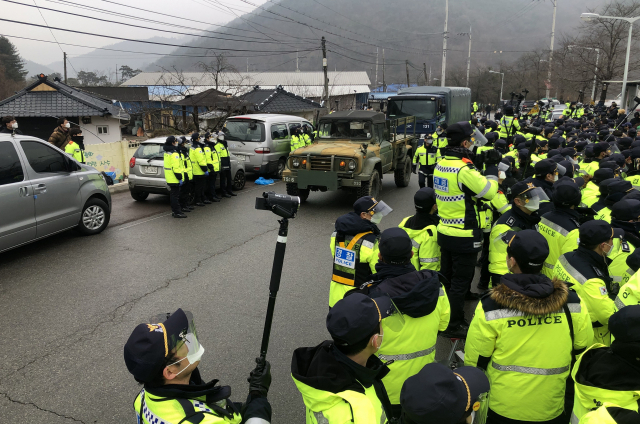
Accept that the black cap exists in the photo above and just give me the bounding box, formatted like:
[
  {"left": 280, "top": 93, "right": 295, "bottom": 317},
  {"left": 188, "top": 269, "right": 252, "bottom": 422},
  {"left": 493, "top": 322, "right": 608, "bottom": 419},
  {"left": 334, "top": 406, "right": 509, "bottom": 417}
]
[
  {"left": 608, "top": 306, "right": 640, "bottom": 342},
  {"left": 504, "top": 230, "right": 549, "bottom": 273},
  {"left": 326, "top": 293, "right": 392, "bottom": 346},
  {"left": 124, "top": 309, "right": 190, "bottom": 383},
  {"left": 534, "top": 159, "right": 557, "bottom": 176},
  {"left": 547, "top": 149, "right": 561, "bottom": 158},
  {"left": 353, "top": 196, "right": 378, "bottom": 215},
  {"left": 446, "top": 121, "right": 475, "bottom": 144},
  {"left": 553, "top": 178, "right": 582, "bottom": 207},
  {"left": 414, "top": 187, "right": 436, "bottom": 211},
  {"left": 165, "top": 136, "right": 176, "bottom": 145},
  {"left": 594, "top": 142, "right": 610, "bottom": 155},
  {"left": 400, "top": 363, "right": 489, "bottom": 424},
  {"left": 607, "top": 179, "right": 633, "bottom": 196},
  {"left": 379, "top": 228, "right": 413, "bottom": 264},
  {"left": 611, "top": 199, "right": 640, "bottom": 221},
  {"left": 579, "top": 220, "right": 624, "bottom": 246},
  {"left": 623, "top": 190, "right": 640, "bottom": 202},
  {"left": 599, "top": 161, "right": 621, "bottom": 174},
  {"left": 594, "top": 168, "right": 615, "bottom": 184},
  {"left": 626, "top": 250, "right": 640, "bottom": 273},
  {"left": 561, "top": 147, "right": 576, "bottom": 157}
]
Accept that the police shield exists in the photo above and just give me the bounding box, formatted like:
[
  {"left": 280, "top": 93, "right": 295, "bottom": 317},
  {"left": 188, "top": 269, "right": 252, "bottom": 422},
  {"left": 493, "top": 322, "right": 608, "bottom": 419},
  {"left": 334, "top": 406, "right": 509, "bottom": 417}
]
[
  {"left": 471, "top": 391, "right": 490, "bottom": 424},
  {"left": 375, "top": 295, "right": 405, "bottom": 333},
  {"left": 470, "top": 128, "right": 488, "bottom": 148}
]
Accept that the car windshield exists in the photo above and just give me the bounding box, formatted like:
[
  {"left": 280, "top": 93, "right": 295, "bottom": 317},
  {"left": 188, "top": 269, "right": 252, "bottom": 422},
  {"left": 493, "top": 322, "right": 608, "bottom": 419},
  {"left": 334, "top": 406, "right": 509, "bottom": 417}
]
[
  {"left": 223, "top": 120, "right": 265, "bottom": 142},
  {"left": 135, "top": 144, "right": 164, "bottom": 159},
  {"left": 387, "top": 99, "right": 436, "bottom": 120},
  {"left": 318, "top": 120, "right": 372, "bottom": 140}
]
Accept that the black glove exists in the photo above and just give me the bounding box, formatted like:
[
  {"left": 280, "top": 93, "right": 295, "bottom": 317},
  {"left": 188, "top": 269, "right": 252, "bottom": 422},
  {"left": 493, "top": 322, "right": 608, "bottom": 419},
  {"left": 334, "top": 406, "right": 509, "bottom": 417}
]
[
  {"left": 485, "top": 149, "right": 502, "bottom": 164},
  {"left": 412, "top": 164, "right": 417, "bottom": 174},
  {"left": 248, "top": 357, "right": 271, "bottom": 397}
]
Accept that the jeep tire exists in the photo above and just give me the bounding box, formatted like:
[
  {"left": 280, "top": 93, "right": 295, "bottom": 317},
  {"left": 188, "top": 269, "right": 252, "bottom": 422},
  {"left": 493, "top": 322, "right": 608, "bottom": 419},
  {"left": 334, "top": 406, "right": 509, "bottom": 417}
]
[
  {"left": 394, "top": 157, "right": 411, "bottom": 188},
  {"left": 286, "top": 182, "right": 310, "bottom": 203},
  {"left": 356, "top": 169, "right": 381, "bottom": 199}
]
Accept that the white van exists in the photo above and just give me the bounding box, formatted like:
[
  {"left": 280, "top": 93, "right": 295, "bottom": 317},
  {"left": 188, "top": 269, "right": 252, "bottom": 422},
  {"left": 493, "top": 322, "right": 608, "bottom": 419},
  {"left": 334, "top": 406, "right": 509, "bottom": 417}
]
[{"left": 224, "top": 114, "right": 314, "bottom": 178}]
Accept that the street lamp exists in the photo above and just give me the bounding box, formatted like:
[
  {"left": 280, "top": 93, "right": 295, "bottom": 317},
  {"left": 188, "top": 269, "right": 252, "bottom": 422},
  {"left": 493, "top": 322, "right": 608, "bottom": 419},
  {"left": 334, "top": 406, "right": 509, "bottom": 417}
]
[
  {"left": 489, "top": 70, "right": 504, "bottom": 103},
  {"left": 580, "top": 12, "right": 640, "bottom": 108},
  {"left": 567, "top": 45, "right": 600, "bottom": 103}
]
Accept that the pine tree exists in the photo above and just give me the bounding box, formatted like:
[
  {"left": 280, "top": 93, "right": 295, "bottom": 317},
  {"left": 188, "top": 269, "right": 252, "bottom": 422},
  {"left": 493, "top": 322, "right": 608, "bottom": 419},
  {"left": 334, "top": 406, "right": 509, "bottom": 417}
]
[{"left": 0, "top": 36, "right": 27, "bottom": 82}]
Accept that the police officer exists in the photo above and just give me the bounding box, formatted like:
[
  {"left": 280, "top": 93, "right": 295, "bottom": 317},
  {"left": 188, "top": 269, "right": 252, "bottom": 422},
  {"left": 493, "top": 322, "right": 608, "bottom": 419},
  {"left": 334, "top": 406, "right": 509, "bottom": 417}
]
[
  {"left": 190, "top": 133, "right": 209, "bottom": 207},
  {"left": 571, "top": 306, "right": 640, "bottom": 422},
  {"left": 594, "top": 180, "right": 634, "bottom": 223},
  {"left": 64, "top": 127, "right": 85, "bottom": 163},
  {"left": 348, "top": 228, "right": 449, "bottom": 415},
  {"left": 413, "top": 134, "right": 437, "bottom": 188},
  {"left": 399, "top": 363, "right": 490, "bottom": 424},
  {"left": 434, "top": 123, "right": 448, "bottom": 157},
  {"left": 398, "top": 188, "right": 440, "bottom": 271},
  {"left": 177, "top": 137, "right": 194, "bottom": 213},
  {"left": 465, "top": 230, "right": 593, "bottom": 424},
  {"left": 215, "top": 132, "right": 236, "bottom": 197},
  {"left": 578, "top": 402, "right": 640, "bottom": 424},
  {"left": 608, "top": 200, "right": 640, "bottom": 289},
  {"left": 582, "top": 168, "right": 615, "bottom": 207},
  {"left": 539, "top": 178, "right": 583, "bottom": 277},
  {"left": 291, "top": 294, "right": 392, "bottom": 424},
  {"left": 498, "top": 106, "right": 521, "bottom": 141},
  {"left": 616, "top": 255, "right": 640, "bottom": 309},
  {"left": 434, "top": 121, "right": 500, "bottom": 337},
  {"left": 302, "top": 125, "right": 313, "bottom": 146},
  {"left": 163, "top": 136, "right": 186, "bottom": 218},
  {"left": 524, "top": 159, "right": 558, "bottom": 215},
  {"left": 329, "top": 196, "right": 389, "bottom": 307},
  {"left": 488, "top": 182, "right": 543, "bottom": 288},
  {"left": 124, "top": 309, "right": 272, "bottom": 424},
  {"left": 203, "top": 133, "right": 220, "bottom": 203},
  {"left": 472, "top": 101, "right": 479, "bottom": 117},
  {"left": 290, "top": 127, "right": 304, "bottom": 152},
  {"left": 553, "top": 220, "right": 623, "bottom": 346},
  {"left": 624, "top": 147, "right": 640, "bottom": 189},
  {"left": 583, "top": 142, "right": 611, "bottom": 177}
]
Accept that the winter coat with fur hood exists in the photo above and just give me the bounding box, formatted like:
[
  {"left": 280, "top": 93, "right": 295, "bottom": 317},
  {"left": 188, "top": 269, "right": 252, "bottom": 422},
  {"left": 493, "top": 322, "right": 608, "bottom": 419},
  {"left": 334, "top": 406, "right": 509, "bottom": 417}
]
[{"left": 464, "top": 273, "right": 593, "bottom": 422}]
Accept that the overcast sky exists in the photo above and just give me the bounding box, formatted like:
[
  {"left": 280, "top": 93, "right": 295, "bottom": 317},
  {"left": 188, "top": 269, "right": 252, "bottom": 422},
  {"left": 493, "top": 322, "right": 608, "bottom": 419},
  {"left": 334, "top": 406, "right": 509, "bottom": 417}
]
[{"left": 5, "top": 0, "right": 269, "bottom": 65}]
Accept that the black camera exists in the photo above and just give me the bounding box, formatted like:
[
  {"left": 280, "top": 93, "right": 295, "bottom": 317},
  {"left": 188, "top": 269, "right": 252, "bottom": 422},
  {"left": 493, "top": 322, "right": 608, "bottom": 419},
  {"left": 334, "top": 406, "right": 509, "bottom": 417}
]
[{"left": 255, "top": 191, "right": 300, "bottom": 219}]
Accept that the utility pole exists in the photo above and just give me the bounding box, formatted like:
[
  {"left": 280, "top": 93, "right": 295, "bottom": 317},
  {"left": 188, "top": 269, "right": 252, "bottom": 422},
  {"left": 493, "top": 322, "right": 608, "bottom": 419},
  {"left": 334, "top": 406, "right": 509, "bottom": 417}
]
[
  {"left": 296, "top": 51, "right": 299, "bottom": 72},
  {"left": 406, "top": 60, "right": 410, "bottom": 87},
  {"left": 382, "top": 48, "right": 386, "bottom": 92},
  {"left": 441, "top": 0, "right": 448, "bottom": 87},
  {"left": 375, "top": 47, "right": 379, "bottom": 89},
  {"left": 466, "top": 26, "right": 472, "bottom": 87},
  {"left": 115, "top": 64, "right": 118, "bottom": 84},
  {"left": 63, "top": 52, "right": 67, "bottom": 83},
  {"left": 322, "top": 37, "right": 329, "bottom": 109},
  {"left": 247, "top": 58, "right": 249, "bottom": 72},
  {"left": 429, "top": 65, "right": 432, "bottom": 85},
  {"left": 423, "top": 63, "right": 428, "bottom": 86},
  {"left": 545, "top": 0, "right": 557, "bottom": 98}
]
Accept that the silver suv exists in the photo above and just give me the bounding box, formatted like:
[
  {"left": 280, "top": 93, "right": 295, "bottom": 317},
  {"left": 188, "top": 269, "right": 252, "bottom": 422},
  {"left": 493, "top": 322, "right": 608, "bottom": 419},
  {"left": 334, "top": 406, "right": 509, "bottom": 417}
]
[
  {"left": 0, "top": 134, "right": 112, "bottom": 253},
  {"left": 128, "top": 138, "right": 246, "bottom": 201}
]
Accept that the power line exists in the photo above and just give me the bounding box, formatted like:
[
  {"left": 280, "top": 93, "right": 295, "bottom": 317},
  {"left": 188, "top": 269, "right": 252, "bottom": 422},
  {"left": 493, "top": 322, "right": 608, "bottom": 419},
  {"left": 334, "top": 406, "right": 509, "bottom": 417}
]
[
  {"left": 30, "top": 0, "right": 78, "bottom": 75},
  {"left": 5, "top": 0, "right": 314, "bottom": 46}
]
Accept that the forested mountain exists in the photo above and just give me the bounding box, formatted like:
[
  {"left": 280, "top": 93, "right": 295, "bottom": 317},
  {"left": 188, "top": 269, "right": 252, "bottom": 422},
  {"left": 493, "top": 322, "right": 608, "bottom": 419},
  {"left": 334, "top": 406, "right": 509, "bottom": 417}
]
[{"left": 148, "top": 0, "right": 603, "bottom": 84}]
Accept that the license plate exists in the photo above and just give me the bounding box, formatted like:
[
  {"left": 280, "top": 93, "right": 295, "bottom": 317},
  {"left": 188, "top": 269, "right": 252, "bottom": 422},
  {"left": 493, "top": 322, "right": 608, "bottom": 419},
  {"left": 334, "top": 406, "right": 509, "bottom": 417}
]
[
  {"left": 284, "top": 176, "right": 296, "bottom": 182},
  {"left": 235, "top": 154, "right": 245, "bottom": 161},
  {"left": 143, "top": 166, "right": 158, "bottom": 174}
]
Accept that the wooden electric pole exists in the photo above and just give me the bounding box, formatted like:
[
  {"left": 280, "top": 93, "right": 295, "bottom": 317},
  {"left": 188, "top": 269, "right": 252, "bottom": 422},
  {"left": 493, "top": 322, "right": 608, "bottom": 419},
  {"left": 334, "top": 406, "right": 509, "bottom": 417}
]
[
  {"left": 63, "top": 52, "right": 67, "bottom": 83},
  {"left": 382, "top": 49, "right": 386, "bottom": 92},
  {"left": 322, "top": 37, "right": 329, "bottom": 110},
  {"left": 406, "top": 60, "right": 410, "bottom": 87},
  {"left": 423, "top": 63, "right": 428, "bottom": 86}
]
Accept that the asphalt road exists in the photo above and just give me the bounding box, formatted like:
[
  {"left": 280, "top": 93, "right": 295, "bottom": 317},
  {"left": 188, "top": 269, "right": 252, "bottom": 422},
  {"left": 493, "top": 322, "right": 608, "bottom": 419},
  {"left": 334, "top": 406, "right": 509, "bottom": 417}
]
[{"left": 0, "top": 174, "right": 479, "bottom": 423}]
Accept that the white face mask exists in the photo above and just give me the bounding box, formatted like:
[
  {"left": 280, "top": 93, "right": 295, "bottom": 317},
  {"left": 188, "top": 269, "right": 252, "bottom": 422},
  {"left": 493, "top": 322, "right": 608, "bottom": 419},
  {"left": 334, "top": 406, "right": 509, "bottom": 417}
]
[
  {"left": 64, "top": 122, "right": 71, "bottom": 128},
  {"left": 603, "top": 242, "right": 614, "bottom": 257},
  {"left": 11, "top": 122, "right": 18, "bottom": 129},
  {"left": 169, "top": 339, "right": 205, "bottom": 377},
  {"left": 371, "top": 212, "right": 383, "bottom": 224},
  {"left": 554, "top": 174, "right": 559, "bottom": 182},
  {"left": 524, "top": 196, "right": 540, "bottom": 212}
]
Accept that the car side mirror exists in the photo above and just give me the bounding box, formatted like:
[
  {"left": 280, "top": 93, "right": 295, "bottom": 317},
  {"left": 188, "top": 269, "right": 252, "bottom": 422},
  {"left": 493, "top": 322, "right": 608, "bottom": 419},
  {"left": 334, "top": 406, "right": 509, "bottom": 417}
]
[{"left": 440, "top": 105, "right": 446, "bottom": 113}]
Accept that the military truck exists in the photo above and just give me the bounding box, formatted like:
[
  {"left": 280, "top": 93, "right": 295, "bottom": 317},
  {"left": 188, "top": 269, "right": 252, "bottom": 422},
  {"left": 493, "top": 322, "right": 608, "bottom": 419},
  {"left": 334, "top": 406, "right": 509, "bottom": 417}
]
[{"left": 282, "top": 111, "right": 417, "bottom": 202}]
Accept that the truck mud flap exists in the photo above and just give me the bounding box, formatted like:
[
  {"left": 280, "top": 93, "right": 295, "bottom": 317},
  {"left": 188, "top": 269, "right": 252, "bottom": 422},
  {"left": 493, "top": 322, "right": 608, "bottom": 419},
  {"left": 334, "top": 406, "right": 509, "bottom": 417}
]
[{"left": 297, "top": 170, "right": 339, "bottom": 190}]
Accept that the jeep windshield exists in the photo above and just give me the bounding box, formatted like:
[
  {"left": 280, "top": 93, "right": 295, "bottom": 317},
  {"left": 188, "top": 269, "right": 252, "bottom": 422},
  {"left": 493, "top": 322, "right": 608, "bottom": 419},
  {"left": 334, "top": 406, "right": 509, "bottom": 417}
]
[
  {"left": 318, "top": 120, "right": 372, "bottom": 141},
  {"left": 223, "top": 119, "right": 266, "bottom": 142}
]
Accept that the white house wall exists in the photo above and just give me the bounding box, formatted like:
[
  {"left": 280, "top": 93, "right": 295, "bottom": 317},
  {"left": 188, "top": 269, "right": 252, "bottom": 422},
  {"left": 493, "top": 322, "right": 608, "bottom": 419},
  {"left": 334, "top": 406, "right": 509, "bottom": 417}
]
[{"left": 83, "top": 116, "right": 122, "bottom": 145}]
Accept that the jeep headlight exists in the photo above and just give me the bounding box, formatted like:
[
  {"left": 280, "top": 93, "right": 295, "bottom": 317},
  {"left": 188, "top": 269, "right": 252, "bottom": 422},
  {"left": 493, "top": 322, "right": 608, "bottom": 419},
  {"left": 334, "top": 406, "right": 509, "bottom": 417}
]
[
  {"left": 292, "top": 157, "right": 300, "bottom": 168},
  {"left": 348, "top": 160, "right": 356, "bottom": 171}
]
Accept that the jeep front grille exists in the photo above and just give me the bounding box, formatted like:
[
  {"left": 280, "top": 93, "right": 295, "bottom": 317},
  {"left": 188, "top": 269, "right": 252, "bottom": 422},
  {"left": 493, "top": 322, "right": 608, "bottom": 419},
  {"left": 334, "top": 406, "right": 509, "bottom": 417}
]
[{"left": 310, "top": 157, "right": 332, "bottom": 171}]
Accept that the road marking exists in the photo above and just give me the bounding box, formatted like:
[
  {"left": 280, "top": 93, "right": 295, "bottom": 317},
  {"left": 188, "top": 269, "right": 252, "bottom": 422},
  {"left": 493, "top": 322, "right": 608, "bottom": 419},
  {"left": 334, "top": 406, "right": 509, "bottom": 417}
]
[{"left": 118, "top": 213, "right": 172, "bottom": 230}]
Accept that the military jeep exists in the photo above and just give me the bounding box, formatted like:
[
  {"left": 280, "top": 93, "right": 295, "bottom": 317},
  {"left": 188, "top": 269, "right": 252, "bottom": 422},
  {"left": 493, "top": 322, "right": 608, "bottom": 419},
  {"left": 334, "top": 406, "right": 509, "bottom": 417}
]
[{"left": 282, "top": 111, "right": 417, "bottom": 202}]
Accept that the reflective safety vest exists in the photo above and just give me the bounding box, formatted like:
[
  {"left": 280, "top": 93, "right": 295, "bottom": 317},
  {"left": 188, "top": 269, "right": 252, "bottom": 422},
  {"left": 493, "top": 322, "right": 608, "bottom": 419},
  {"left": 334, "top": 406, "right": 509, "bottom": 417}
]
[
  {"left": 134, "top": 389, "right": 242, "bottom": 424},
  {"left": 292, "top": 375, "right": 386, "bottom": 424},
  {"left": 579, "top": 403, "right": 640, "bottom": 424},
  {"left": 204, "top": 145, "right": 215, "bottom": 172},
  {"left": 211, "top": 145, "right": 221, "bottom": 172},
  {"left": 625, "top": 174, "right": 640, "bottom": 190},
  {"left": 181, "top": 150, "right": 193, "bottom": 180},
  {"left": 538, "top": 213, "right": 580, "bottom": 278},
  {"left": 572, "top": 344, "right": 640, "bottom": 423},
  {"left": 329, "top": 231, "right": 378, "bottom": 307},
  {"left": 464, "top": 288, "right": 592, "bottom": 422},
  {"left": 615, "top": 271, "right": 640, "bottom": 310},
  {"left": 583, "top": 161, "right": 600, "bottom": 178},
  {"left": 608, "top": 239, "right": 635, "bottom": 294},
  {"left": 191, "top": 146, "right": 207, "bottom": 176},
  {"left": 434, "top": 156, "right": 498, "bottom": 252},
  {"left": 398, "top": 217, "right": 440, "bottom": 271},
  {"left": 581, "top": 182, "right": 601, "bottom": 208},
  {"left": 377, "top": 283, "right": 450, "bottom": 404},
  {"left": 553, "top": 250, "right": 616, "bottom": 346},
  {"left": 488, "top": 209, "right": 538, "bottom": 276},
  {"left": 214, "top": 142, "right": 229, "bottom": 159},
  {"left": 413, "top": 144, "right": 436, "bottom": 167},
  {"left": 498, "top": 116, "right": 520, "bottom": 139},
  {"left": 164, "top": 150, "right": 183, "bottom": 184},
  {"left": 291, "top": 135, "right": 305, "bottom": 152},
  {"left": 595, "top": 207, "right": 613, "bottom": 223},
  {"left": 64, "top": 141, "right": 84, "bottom": 163},
  {"left": 302, "top": 133, "right": 312, "bottom": 146}
]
